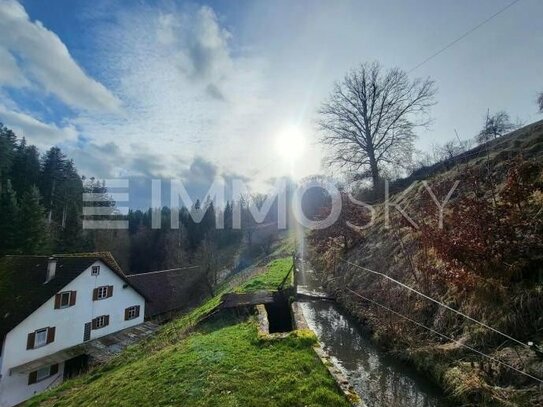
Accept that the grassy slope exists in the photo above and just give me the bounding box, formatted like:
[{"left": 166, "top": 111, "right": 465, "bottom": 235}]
[
  {"left": 238, "top": 257, "right": 294, "bottom": 292},
  {"left": 313, "top": 121, "right": 543, "bottom": 406},
  {"left": 29, "top": 257, "right": 348, "bottom": 407}
]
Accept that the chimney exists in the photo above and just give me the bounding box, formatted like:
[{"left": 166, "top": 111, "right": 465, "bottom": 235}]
[{"left": 45, "top": 257, "right": 57, "bottom": 283}]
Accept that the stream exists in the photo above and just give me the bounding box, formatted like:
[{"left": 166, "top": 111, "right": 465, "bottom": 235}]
[{"left": 297, "top": 262, "right": 448, "bottom": 407}]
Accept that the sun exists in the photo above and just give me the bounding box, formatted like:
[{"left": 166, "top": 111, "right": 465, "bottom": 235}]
[{"left": 274, "top": 125, "right": 306, "bottom": 160}]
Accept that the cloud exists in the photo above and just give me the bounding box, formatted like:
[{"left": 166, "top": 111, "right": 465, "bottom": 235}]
[
  {"left": 131, "top": 152, "right": 168, "bottom": 178},
  {"left": 0, "top": 0, "right": 120, "bottom": 112},
  {"left": 0, "top": 105, "right": 77, "bottom": 148},
  {"left": 181, "top": 156, "right": 218, "bottom": 184},
  {"left": 179, "top": 6, "right": 232, "bottom": 87},
  {"left": 64, "top": 140, "right": 124, "bottom": 179},
  {"left": 0, "top": 47, "right": 27, "bottom": 86},
  {"left": 72, "top": 3, "right": 270, "bottom": 181},
  {"left": 65, "top": 139, "right": 173, "bottom": 180}
]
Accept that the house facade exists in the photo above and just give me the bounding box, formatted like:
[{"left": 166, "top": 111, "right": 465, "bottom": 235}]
[{"left": 0, "top": 254, "right": 146, "bottom": 407}]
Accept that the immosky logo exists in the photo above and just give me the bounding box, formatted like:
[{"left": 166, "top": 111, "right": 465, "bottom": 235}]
[{"left": 82, "top": 178, "right": 460, "bottom": 231}]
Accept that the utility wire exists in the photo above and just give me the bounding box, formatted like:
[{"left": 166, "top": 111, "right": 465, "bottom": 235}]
[
  {"left": 341, "top": 259, "right": 532, "bottom": 350},
  {"left": 409, "top": 0, "right": 523, "bottom": 73},
  {"left": 345, "top": 287, "right": 543, "bottom": 384}
]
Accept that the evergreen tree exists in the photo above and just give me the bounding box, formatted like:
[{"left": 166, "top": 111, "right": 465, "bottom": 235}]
[
  {"left": 0, "top": 123, "right": 17, "bottom": 190},
  {"left": 18, "top": 186, "right": 49, "bottom": 254},
  {"left": 40, "top": 147, "right": 68, "bottom": 223},
  {"left": 55, "top": 160, "right": 84, "bottom": 250},
  {"left": 0, "top": 180, "right": 20, "bottom": 254},
  {"left": 10, "top": 138, "right": 41, "bottom": 196}
]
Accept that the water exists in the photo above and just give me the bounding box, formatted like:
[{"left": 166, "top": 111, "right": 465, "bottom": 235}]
[{"left": 298, "top": 263, "right": 447, "bottom": 407}]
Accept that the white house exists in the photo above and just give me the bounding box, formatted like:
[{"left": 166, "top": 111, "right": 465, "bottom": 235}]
[{"left": 0, "top": 253, "right": 147, "bottom": 407}]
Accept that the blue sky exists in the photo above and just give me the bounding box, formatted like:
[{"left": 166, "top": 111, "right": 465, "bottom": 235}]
[{"left": 0, "top": 0, "right": 542, "bottom": 207}]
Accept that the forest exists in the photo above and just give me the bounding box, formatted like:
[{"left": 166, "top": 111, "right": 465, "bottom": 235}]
[{"left": 0, "top": 122, "right": 273, "bottom": 276}]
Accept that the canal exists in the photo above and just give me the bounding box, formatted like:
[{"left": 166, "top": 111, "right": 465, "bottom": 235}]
[{"left": 297, "top": 261, "right": 448, "bottom": 407}]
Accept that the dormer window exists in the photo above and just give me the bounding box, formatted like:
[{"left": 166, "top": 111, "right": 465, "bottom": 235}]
[
  {"left": 45, "top": 257, "right": 57, "bottom": 283},
  {"left": 91, "top": 265, "right": 100, "bottom": 276}
]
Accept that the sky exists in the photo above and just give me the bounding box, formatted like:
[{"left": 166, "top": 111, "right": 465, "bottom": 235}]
[{"left": 0, "top": 0, "right": 542, "bottom": 208}]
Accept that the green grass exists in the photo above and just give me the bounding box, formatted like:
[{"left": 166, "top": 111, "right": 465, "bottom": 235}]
[
  {"left": 28, "top": 257, "right": 347, "bottom": 407},
  {"left": 239, "top": 257, "right": 294, "bottom": 292}
]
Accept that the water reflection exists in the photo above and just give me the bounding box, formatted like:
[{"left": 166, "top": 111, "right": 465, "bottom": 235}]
[{"left": 298, "top": 264, "right": 446, "bottom": 407}]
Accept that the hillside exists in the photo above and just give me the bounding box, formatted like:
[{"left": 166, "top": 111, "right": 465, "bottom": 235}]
[
  {"left": 309, "top": 120, "right": 543, "bottom": 406},
  {"left": 27, "top": 257, "right": 349, "bottom": 407}
]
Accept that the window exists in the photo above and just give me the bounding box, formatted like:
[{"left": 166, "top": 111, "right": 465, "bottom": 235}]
[
  {"left": 55, "top": 291, "right": 76, "bottom": 309},
  {"left": 36, "top": 366, "right": 51, "bottom": 381},
  {"left": 59, "top": 292, "right": 71, "bottom": 307},
  {"left": 28, "top": 364, "right": 59, "bottom": 385},
  {"left": 125, "top": 305, "right": 140, "bottom": 320},
  {"left": 34, "top": 328, "right": 48, "bottom": 348},
  {"left": 97, "top": 286, "right": 108, "bottom": 299},
  {"left": 92, "top": 315, "right": 110, "bottom": 330},
  {"left": 93, "top": 285, "right": 112, "bottom": 301},
  {"left": 27, "top": 327, "right": 55, "bottom": 350},
  {"left": 91, "top": 265, "right": 100, "bottom": 276}
]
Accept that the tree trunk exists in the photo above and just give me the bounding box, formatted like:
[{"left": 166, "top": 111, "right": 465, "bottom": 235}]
[{"left": 368, "top": 153, "right": 380, "bottom": 192}]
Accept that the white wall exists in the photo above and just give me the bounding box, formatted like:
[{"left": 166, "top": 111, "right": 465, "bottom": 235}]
[{"left": 0, "top": 261, "right": 145, "bottom": 407}]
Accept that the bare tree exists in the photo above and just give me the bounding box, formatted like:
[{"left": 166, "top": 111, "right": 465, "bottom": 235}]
[
  {"left": 476, "top": 110, "right": 517, "bottom": 144},
  {"left": 318, "top": 62, "right": 436, "bottom": 190},
  {"left": 195, "top": 236, "right": 219, "bottom": 297},
  {"left": 538, "top": 91, "right": 543, "bottom": 113}
]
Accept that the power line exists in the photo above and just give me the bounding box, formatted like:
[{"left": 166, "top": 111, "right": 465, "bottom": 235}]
[
  {"left": 341, "top": 259, "right": 532, "bottom": 350},
  {"left": 409, "top": 0, "right": 523, "bottom": 73},
  {"left": 345, "top": 287, "right": 543, "bottom": 384}
]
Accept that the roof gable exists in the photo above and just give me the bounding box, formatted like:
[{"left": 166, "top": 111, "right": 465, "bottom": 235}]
[{"left": 0, "top": 253, "right": 146, "bottom": 341}]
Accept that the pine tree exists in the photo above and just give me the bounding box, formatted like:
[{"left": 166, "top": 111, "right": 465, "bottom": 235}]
[
  {"left": 10, "top": 138, "right": 41, "bottom": 196},
  {"left": 0, "top": 180, "right": 20, "bottom": 254},
  {"left": 0, "top": 123, "right": 17, "bottom": 190},
  {"left": 40, "top": 147, "right": 68, "bottom": 223},
  {"left": 18, "top": 186, "right": 49, "bottom": 254}
]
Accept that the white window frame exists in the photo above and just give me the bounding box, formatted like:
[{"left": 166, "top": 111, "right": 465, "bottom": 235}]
[
  {"left": 59, "top": 291, "right": 71, "bottom": 308},
  {"left": 91, "top": 265, "right": 100, "bottom": 276},
  {"left": 96, "top": 286, "right": 108, "bottom": 300},
  {"left": 34, "top": 328, "right": 48, "bottom": 348},
  {"left": 126, "top": 306, "right": 138, "bottom": 320},
  {"left": 36, "top": 366, "right": 51, "bottom": 382},
  {"left": 94, "top": 315, "right": 107, "bottom": 329}
]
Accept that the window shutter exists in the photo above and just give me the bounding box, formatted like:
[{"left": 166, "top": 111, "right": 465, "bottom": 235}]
[
  {"left": 50, "top": 364, "right": 59, "bottom": 376},
  {"left": 104, "top": 315, "right": 110, "bottom": 326},
  {"left": 46, "top": 327, "right": 56, "bottom": 344},
  {"left": 107, "top": 285, "right": 114, "bottom": 298},
  {"left": 28, "top": 371, "right": 37, "bottom": 385},
  {"left": 54, "top": 294, "right": 61, "bottom": 309},
  {"left": 92, "top": 288, "right": 98, "bottom": 301},
  {"left": 27, "top": 332, "right": 35, "bottom": 350},
  {"left": 92, "top": 317, "right": 98, "bottom": 330},
  {"left": 135, "top": 305, "right": 140, "bottom": 318},
  {"left": 69, "top": 291, "right": 77, "bottom": 306},
  {"left": 124, "top": 308, "right": 130, "bottom": 321}
]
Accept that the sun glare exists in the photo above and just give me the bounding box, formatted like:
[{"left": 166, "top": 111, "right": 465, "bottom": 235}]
[{"left": 274, "top": 125, "right": 306, "bottom": 161}]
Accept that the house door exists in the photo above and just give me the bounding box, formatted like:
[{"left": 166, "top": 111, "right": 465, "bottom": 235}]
[{"left": 83, "top": 322, "right": 91, "bottom": 341}]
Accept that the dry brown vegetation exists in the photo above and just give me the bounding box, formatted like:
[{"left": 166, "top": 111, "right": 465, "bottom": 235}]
[{"left": 309, "top": 121, "right": 543, "bottom": 406}]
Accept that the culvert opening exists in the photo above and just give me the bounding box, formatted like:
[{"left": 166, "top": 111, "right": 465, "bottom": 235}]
[{"left": 265, "top": 300, "right": 293, "bottom": 333}]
